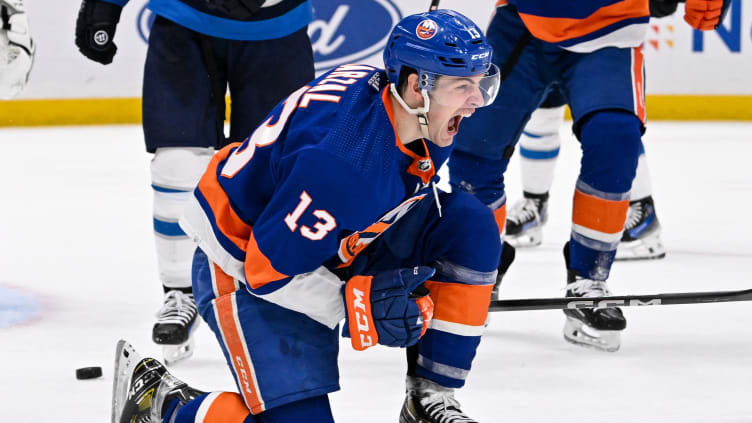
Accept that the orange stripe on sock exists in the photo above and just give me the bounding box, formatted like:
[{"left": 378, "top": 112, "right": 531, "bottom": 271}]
[
  {"left": 197, "top": 144, "right": 252, "bottom": 253},
  {"left": 493, "top": 203, "right": 507, "bottom": 235},
  {"left": 214, "top": 294, "right": 265, "bottom": 414},
  {"left": 244, "top": 233, "right": 288, "bottom": 289},
  {"left": 203, "top": 393, "right": 251, "bottom": 422},
  {"left": 572, "top": 189, "right": 629, "bottom": 234},
  {"left": 424, "top": 281, "right": 493, "bottom": 327}
]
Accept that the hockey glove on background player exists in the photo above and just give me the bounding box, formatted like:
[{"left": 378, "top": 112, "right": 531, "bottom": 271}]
[
  {"left": 0, "top": 0, "right": 35, "bottom": 99},
  {"left": 649, "top": 0, "right": 679, "bottom": 18},
  {"left": 684, "top": 0, "right": 731, "bottom": 30},
  {"left": 75, "top": 0, "right": 122, "bottom": 64},
  {"left": 343, "top": 266, "right": 435, "bottom": 351}
]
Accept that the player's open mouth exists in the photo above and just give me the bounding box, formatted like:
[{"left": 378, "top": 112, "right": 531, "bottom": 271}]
[{"left": 447, "top": 115, "right": 462, "bottom": 136}]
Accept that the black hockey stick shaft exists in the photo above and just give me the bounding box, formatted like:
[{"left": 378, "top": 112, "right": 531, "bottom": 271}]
[
  {"left": 489, "top": 288, "right": 752, "bottom": 312},
  {"left": 429, "top": 0, "right": 440, "bottom": 11}
]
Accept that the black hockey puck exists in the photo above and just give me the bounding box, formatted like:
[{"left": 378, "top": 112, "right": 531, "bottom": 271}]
[{"left": 75, "top": 366, "right": 102, "bottom": 380}]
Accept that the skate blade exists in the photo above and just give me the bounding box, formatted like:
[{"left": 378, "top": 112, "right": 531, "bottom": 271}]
[
  {"left": 163, "top": 338, "right": 195, "bottom": 365},
  {"left": 111, "top": 340, "right": 143, "bottom": 423},
  {"left": 615, "top": 232, "right": 666, "bottom": 261},
  {"left": 563, "top": 317, "right": 621, "bottom": 352},
  {"left": 505, "top": 226, "right": 543, "bottom": 248},
  {"left": 399, "top": 399, "right": 418, "bottom": 423}
]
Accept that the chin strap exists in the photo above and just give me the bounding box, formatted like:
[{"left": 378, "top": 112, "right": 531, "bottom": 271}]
[{"left": 389, "top": 83, "right": 431, "bottom": 140}]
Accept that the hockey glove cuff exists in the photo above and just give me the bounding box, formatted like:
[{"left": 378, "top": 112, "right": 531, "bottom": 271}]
[
  {"left": 342, "top": 267, "right": 435, "bottom": 351},
  {"left": 75, "top": 0, "right": 122, "bottom": 64}
]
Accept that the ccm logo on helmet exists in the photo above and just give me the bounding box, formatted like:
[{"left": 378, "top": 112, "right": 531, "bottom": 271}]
[
  {"left": 471, "top": 52, "right": 490, "bottom": 60},
  {"left": 416, "top": 19, "right": 438, "bottom": 39}
]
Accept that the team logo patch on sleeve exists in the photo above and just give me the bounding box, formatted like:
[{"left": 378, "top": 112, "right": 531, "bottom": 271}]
[{"left": 416, "top": 19, "right": 438, "bottom": 40}]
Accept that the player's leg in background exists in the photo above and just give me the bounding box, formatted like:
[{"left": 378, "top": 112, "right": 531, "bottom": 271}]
[
  {"left": 558, "top": 45, "right": 646, "bottom": 352},
  {"left": 505, "top": 88, "right": 567, "bottom": 247},
  {"left": 150, "top": 147, "right": 212, "bottom": 363},
  {"left": 616, "top": 141, "right": 667, "bottom": 260},
  {"left": 449, "top": 4, "right": 547, "bottom": 274},
  {"left": 225, "top": 26, "right": 315, "bottom": 145},
  {"left": 142, "top": 16, "right": 227, "bottom": 363}
]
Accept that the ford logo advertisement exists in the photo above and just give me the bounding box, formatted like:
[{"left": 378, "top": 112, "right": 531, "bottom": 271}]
[
  {"left": 309, "top": 0, "right": 401, "bottom": 71},
  {"left": 136, "top": 0, "right": 401, "bottom": 72}
]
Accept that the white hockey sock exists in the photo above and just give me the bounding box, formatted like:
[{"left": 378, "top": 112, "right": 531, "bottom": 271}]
[
  {"left": 630, "top": 151, "right": 653, "bottom": 201},
  {"left": 519, "top": 105, "right": 566, "bottom": 195},
  {"left": 151, "top": 147, "right": 214, "bottom": 290}
]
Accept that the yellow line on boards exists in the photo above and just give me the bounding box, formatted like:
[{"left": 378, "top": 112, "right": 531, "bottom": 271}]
[{"left": 2, "top": 95, "right": 752, "bottom": 127}]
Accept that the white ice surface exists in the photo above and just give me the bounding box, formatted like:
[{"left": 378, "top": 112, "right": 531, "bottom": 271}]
[{"left": 0, "top": 122, "right": 751, "bottom": 422}]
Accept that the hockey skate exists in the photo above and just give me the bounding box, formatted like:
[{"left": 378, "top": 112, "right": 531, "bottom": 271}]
[
  {"left": 111, "top": 340, "right": 204, "bottom": 423},
  {"left": 504, "top": 192, "right": 548, "bottom": 248},
  {"left": 399, "top": 376, "right": 478, "bottom": 423},
  {"left": 562, "top": 272, "right": 626, "bottom": 352},
  {"left": 153, "top": 290, "right": 199, "bottom": 365},
  {"left": 615, "top": 196, "right": 666, "bottom": 261}
]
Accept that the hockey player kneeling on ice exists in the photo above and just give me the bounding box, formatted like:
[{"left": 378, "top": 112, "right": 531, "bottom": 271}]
[
  {"left": 0, "top": 0, "right": 34, "bottom": 99},
  {"left": 111, "top": 10, "right": 504, "bottom": 423}
]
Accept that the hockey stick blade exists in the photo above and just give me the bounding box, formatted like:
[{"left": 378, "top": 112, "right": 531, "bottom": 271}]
[{"left": 489, "top": 288, "right": 752, "bottom": 312}]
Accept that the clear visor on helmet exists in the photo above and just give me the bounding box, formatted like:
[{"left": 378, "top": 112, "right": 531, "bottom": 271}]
[{"left": 423, "top": 63, "right": 500, "bottom": 109}]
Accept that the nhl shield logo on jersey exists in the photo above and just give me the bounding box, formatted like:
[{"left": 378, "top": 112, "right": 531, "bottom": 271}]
[
  {"left": 417, "top": 159, "right": 432, "bottom": 172},
  {"left": 416, "top": 19, "right": 438, "bottom": 40}
]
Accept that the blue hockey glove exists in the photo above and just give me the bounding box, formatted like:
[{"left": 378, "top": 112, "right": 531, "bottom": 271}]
[
  {"left": 75, "top": 0, "right": 122, "bottom": 64},
  {"left": 342, "top": 266, "right": 435, "bottom": 351}
]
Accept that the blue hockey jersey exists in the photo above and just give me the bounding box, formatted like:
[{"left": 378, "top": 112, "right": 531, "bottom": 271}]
[
  {"left": 495, "top": 0, "right": 650, "bottom": 53},
  {"left": 179, "top": 64, "right": 453, "bottom": 327}
]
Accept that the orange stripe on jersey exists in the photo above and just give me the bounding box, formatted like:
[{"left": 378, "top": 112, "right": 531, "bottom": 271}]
[
  {"left": 212, "top": 262, "right": 237, "bottom": 297},
  {"left": 244, "top": 232, "right": 288, "bottom": 289},
  {"left": 495, "top": 0, "right": 508, "bottom": 6},
  {"left": 632, "top": 46, "right": 646, "bottom": 125},
  {"left": 197, "top": 144, "right": 252, "bottom": 253},
  {"left": 203, "top": 393, "right": 250, "bottom": 422},
  {"left": 214, "top": 294, "right": 265, "bottom": 414},
  {"left": 518, "top": 0, "right": 649, "bottom": 43},
  {"left": 493, "top": 202, "right": 507, "bottom": 235},
  {"left": 337, "top": 221, "right": 390, "bottom": 266},
  {"left": 572, "top": 189, "right": 629, "bottom": 234},
  {"left": 424, "top": 281, "right": 493, "bottom": 327}
]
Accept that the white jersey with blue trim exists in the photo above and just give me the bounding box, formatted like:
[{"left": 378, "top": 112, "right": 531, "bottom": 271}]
[{"left": 100, "top": 0, "right": 312, "bottom": 40}]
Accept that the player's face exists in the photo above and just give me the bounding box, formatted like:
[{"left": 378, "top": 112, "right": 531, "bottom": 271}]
[{"left": 426, "top": 74, "right": 486, "bottom": 147}]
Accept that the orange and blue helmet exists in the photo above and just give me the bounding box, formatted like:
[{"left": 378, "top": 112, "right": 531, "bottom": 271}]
[{"left": 383, "top": 9, "right": 499, "bottom": 106}]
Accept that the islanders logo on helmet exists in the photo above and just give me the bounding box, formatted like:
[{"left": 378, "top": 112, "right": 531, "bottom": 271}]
[{"left": 416, "top": 19, "right": 438, "bottom": 40}]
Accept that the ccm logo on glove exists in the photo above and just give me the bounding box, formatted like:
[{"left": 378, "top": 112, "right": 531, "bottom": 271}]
[
  {"left": 346, "top": 280, "right": 379, "bottom": 349},
  {"left": 343, "top": 267, "right": 435, "bottom": 351}
]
